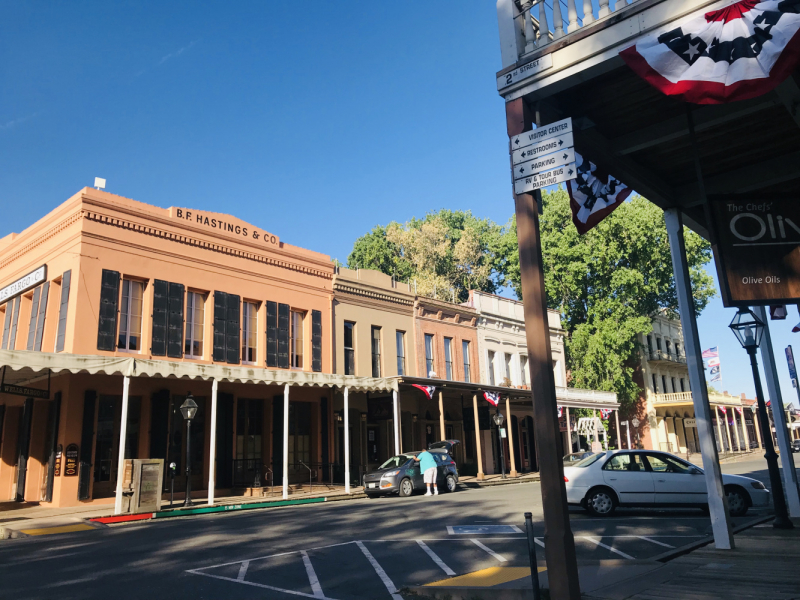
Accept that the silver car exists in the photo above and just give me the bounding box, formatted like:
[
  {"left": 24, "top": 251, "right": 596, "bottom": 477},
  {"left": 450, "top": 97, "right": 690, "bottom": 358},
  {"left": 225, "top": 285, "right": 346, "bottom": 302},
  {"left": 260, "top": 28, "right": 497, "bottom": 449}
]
[{"left": 362, "top": 441, "right": 460, "bottom": 498}]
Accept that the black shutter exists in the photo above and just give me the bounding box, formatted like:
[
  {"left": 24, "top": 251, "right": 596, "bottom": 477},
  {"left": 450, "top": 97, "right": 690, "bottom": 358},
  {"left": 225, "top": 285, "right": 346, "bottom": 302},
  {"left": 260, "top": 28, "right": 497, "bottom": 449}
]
[
  {"left": 212, "top": 291, "right": 227, "bottom": 362},
  {"left": 78, "top": 390, "right": 97, "bottom": 500},
  {"left": 311, "top": 310, "right": 322, "bottom": 372},
  {"left": 151, "top": 280, "right": 168, "bottom": 356},
  {"left": 8, "top": 296, "right": 21, "bottom": 350},
  {"left": 266, "top": 301, "right": 278, "bottom": 367},
  {"left": 44, "top": 392, "right": 62, "bottom": 502},
  {"left": 15, "top": 398, "right": 34, "bottom": 501},
  {"left": 33, "top": 282, "right": 49, "bottom": 352},
  {"left": 167, "top": 282, "right": 185, "bottom": 358},
  {"left": 278, "top": 303, "right": 290, "bottom": 369},
  {"left": 55, "top": 270, "right": 71, "bottom": 353},
  {"left": 26, "top": 286, "right": 41, "bottom": 351},
  {"left": 226, "top": 293, "right": 240, "bottom": 364},
  {"left": 97, "top": 270, "right": 120, "bottom": 351},
  {"left": 2, "top": 300, "right": 12, "bottom": 349}
]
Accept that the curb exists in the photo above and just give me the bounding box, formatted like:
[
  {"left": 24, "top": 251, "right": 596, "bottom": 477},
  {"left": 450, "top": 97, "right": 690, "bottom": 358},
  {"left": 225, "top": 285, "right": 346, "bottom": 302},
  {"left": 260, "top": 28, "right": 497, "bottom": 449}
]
[{"left": 458, "top": 477, "right": 540, "bottom": 490}]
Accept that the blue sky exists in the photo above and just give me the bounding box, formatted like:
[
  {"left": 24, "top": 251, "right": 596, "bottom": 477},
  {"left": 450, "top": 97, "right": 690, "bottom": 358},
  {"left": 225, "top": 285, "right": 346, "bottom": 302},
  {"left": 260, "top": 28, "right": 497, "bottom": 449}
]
[{"left": 1, "top": 2, "right": 796, "bottom": 406}]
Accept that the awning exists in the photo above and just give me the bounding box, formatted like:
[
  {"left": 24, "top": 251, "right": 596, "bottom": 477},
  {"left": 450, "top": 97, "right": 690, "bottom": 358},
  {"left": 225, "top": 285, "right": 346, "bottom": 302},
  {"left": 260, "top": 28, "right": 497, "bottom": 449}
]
[{"left": 0, "top": 349, "right": 397, "bottom": 393}]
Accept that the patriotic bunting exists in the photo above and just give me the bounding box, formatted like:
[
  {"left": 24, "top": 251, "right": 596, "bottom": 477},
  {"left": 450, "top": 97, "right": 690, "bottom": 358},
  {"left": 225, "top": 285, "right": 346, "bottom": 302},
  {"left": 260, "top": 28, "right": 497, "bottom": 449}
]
[
  {"left": 484, "top": 391, "right": 501, "bottom": 406},
  {"left": 412, "top": 384, "right": 436, "bottom": 400},
  {"left": 567, "top": 152, "right": 632, "bottom": 234},
  {"left": 703, "top": 347, "right": 722, "bottom": 384},
  {"left": 736, "top": 407, "right": 744, "bottom": 415},
  {"left": 719, "top": 405, "right": 728, "bottom": 414},
  {"left": 557, "top": 405, "right": 563, "bottom": 418},
  {"left": 620, "top": 0, "right": 800, "bottom": 104},
  {"left": 600, "top": 408, "right": 612, "bottom": 420}
]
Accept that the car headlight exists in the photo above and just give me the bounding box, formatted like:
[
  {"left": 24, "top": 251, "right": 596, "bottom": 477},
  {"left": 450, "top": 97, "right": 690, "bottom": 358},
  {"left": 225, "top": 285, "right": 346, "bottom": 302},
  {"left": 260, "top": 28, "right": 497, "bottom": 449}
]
[
  {"left": 383, "top": 470, "right": 400, "bottom": 478},
  {"left": 751, "top": 481, "right": 766, "bottom": 490}
]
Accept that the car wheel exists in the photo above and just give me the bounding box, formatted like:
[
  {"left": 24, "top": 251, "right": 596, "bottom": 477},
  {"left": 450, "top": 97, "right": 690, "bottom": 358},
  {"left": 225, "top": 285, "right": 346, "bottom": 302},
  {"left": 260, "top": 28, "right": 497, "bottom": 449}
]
[
  {"left": 725, "top": 486, "right": 749, "bottom": 517},
  {"left": 398, "top": 478, "right": 414, "bottom": 497},
  {"left": 585, "top": 487, "right": 617, "bottom": 516},
  {"left": 445, "top": 474, "right": 457, "bottom": 493}
]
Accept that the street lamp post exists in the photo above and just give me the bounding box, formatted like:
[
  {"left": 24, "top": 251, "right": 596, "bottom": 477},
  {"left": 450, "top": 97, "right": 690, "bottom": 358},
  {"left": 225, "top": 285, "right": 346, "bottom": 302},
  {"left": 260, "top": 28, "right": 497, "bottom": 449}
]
[
  {"left": 728, "top": 309, "right": 793, "bottom": 529},
  {"left": 180, "top": 393, "right": 199, "bottom": 508},
  {"left": 493, "top": 409, "right": 506, "bottom": 479}
]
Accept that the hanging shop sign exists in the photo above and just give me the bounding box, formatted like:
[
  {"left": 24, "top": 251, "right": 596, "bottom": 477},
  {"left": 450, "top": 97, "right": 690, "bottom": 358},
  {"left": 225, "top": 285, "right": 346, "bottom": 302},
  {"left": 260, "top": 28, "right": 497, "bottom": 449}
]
[
  {"left": 511, "top": 118, "right": 577, "bottom": 194},
  {"left": 64, "top": 444, "right": 79, "bottom": 477},
  {"left": 0, "top": 265, "right": 46, "bottom": 305},
  {"left": 708, "top": 196, "right": 800, "bottom": 307},
  {"left": 0, "top": 367, "right": 50, "bottom": 399}
]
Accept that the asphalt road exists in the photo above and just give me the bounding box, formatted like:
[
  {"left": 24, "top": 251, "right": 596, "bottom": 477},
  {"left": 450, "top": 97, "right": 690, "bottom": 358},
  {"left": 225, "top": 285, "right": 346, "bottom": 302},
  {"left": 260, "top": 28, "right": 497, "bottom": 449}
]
[{"left": 0, "top": 457, "right": 783, "bottom": 600}]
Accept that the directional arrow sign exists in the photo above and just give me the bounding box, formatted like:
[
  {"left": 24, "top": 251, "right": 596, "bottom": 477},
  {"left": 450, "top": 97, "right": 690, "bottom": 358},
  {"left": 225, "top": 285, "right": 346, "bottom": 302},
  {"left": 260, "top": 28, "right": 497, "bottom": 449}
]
[
  {"left": 514, "top": 147, "right": 575, "bottom": 181},
  {"left": 514, "top": 162, "right": 577, "bottom": 194},
  {"left": 510, "top": 117, "right": 572, "bottom": 151},
  {"left": 512, "top": 132, "right": 574, "bottom": 166}
]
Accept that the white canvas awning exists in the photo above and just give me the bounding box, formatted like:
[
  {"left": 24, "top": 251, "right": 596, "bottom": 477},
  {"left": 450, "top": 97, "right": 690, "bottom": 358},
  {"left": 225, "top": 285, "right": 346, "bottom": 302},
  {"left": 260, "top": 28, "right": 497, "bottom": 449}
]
[{"left": 0, "top": 349, "right": 397, "bottom": 393}]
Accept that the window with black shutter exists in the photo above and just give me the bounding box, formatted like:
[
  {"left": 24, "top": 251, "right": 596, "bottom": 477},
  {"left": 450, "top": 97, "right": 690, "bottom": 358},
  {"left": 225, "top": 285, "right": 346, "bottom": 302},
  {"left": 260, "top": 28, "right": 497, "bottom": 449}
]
[
  {"left": 151, "top": 280, "right": 168, "bottom": 356},
  {"left": 33, "top": 282, "right": 49, "bottom": 351},
  {"left": 311, "top": 310, "right": 322, "bottom": 372},
  {"left": 277, "top": 303, "right": 290, "bottom": 369},
  {"left": 213, "top": 291, "right": 227, "bottom": 362},
  {"left": 1, "top": 302, "right": 11, "bottom": 350},
  {"left": 8, "top": 295, "right": 21, "bottom": 350},
  {"left": 225, "top": 293, "right": 240, "bottom": 364},
  {"left": 266, "top": 301, "right": 277, "bottom": 367},
  {"left": 26, "top": 286, "right": 41, "bottom": 351},
  {"left": 55, "top": 270, "right": 71, "bottom": 353},
  {"left": 167, "top": 282, "right": 185, "bottom": 358},
  {"left": 97, "top": 270, "right": 120, "bottom": 351}
]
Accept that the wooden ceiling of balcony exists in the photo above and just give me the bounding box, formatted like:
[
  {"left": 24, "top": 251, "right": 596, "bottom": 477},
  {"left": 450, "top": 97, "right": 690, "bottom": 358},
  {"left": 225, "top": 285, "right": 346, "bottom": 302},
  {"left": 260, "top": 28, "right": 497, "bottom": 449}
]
[{"left": 535, "top": 65, "right": 800, "bottom": 237}]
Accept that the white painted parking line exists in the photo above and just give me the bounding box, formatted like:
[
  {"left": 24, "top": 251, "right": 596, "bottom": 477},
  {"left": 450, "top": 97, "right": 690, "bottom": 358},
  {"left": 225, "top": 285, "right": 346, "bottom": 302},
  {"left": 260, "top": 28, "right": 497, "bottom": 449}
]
[
  {"left": 535, "top": 536, "right": 545, "bottom": 548},
  {"left": 416, "top": 540, "right": 456, "bottom": 576},
  {"left": 301, "top": 551, "right": 326, "bottom": 599},
  {"left": 637, "top": 536, "right": 674, "bottom": 548},
  {"left": 580, "top": 536, "right": 635, "bottom": 560},
  {"left": 356, "top": 541, "right": 402, "bottom": 600},
  {"left": 236, "top": 560, "right": 249, "bottom": 581},
  {"left": 471, "top": 539, "right": 507, "bottom": 563},
  {"left": 448, "top": 525, "right": 523, "bottom": 534},
  {"left": 188, "top": 569, "right": 336, "bottom": 599}
]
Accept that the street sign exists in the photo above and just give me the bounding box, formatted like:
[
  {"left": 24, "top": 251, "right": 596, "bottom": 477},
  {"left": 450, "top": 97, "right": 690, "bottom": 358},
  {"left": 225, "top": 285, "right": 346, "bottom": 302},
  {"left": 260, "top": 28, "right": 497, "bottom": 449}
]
[
  {"left": 510, "top": 117, "right": 573, "bottom": 151},
  {"left": 497, "top": 54, "right": 553, "bottom": 91},
  {"left": 512, "top": 132, "right": 574, "bottom": 165},
  {"left": 514, "top": 163, "right": 577, "bottom": 194},
  {"left": 514, "top": 147, "right": 575, "bottom": 181}
]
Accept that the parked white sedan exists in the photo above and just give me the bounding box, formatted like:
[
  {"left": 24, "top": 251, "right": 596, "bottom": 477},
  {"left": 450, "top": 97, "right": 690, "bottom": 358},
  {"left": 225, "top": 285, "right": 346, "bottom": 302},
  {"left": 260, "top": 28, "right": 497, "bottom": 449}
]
[{"left": 564, "top": 450, "right": 770, "bottom": 517}]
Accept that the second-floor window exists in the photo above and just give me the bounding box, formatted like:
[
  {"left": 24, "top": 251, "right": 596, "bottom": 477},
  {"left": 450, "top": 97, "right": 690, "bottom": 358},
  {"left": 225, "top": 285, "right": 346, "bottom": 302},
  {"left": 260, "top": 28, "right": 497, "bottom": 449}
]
[
  {"left": 665, "top": 340, "right": 672, "bottom": 355},
  {"left": 488, "top": 350, "right": 496, "bottom": 386},
  {"left": 662, "top": 375, "right": 668, "bottom": 393},
  {"left": 652, "top": 373, "right": 658, "bottom": 392},
  {"left": 444, "top": 338, "right": 453, "bottom": 380},
  {"left": 291, "top": 310, "right": 304, "bottom": 369},
  {"left": 185, "top": 291, "right": 205, "bottom": 358},
  {"left": 675, "top": 343, "right": 681, "bottom": 357},
  {"left": 118, "top": 279, "right": 143, "bottom": 351},
  {"left": 242, "top": 301, "right": 257, "bottom": 364},
  {"left": 371, "top": 326, "right": 382, "bottom": 377},
  {"left": 672, "top": 377, "right": 677, "bottom": 392},
  {"left": 680, "top": 378, "right": 685, "bottom": 392},
  {"left": 344, "top": 321, "right": 355, "bottom": 375},
  {"left": 396, "top": 331, "right": 406, "bottom": 376},
  {"left": 505, "top": 353, "right": 513, "bottom": 383},
  {"left": 520, "top": 354, "right": 528, "bottom": 386},
  {"left": 462, "top": 340, "right": 471, "bottom": 383},
  {"left": 656, "top": 337, "right": 662, "bottom": 351},
  {"left": 424, "top": 334, "right": 435, "bottom": 376},
  {"left": 647, "top": 335, "right": 653, "bottom": 352}
]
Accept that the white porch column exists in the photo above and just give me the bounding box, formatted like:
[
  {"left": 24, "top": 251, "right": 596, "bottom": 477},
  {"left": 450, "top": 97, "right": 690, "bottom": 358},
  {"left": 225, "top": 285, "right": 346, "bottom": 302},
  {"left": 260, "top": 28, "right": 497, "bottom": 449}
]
[
  {"left": 615, "top": 410, "right": 622, "bottom": 450},
  {"left": 392, "top": 389, "right": 400, "bottom": 456},
  {"left": 625, "top": 420, "right": 632, "bottom": 449},
  {"left": 472, "top": 394, "right": 484, "bottom": 480},
  {"left": 505, "top": 397, "right": 518, "bottom": 477},
  {"left": 344, "top": 387, "right": 351, "bottom": 494},
  {"left": 114, "top": 375, "right": 131, "bottom": 515},
  {"left": 592, "top": 409, "right": 599, "bottom": 445},
  {"left": 739, "top": 408, "right": 750, "bottom": 452},
  {"left": 283, "top": 383, "right": 289, "bottom": 500},
  {"left": 665, "top": 208, "right": 733, "bottom": 549},
  {"left": 565, "top": 407, "right": 572, "bottom": 453},
  {"left": 207, "top": 379, "right": 218, "bottom": 506}
]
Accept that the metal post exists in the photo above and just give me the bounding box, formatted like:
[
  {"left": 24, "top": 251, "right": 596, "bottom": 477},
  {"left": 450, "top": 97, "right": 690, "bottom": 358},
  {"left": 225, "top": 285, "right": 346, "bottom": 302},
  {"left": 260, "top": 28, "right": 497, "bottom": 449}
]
[
  {"left": 208, "top": 379, "right": 218, "bottom": 506},
  {"left": 747, "top": 347, "right": 794, "bottom": 528},
  {"left": 664, "top": 208, "right": 734, "bottom": 549},
  {"left": 506, "top": 397, "right": 518, "bottom": 477},
  {"left": 393, "top": 389, "right": 401, "bottom": 456},
  {"left": 565, "top": 406, "right": 572, "bottom": 453},
  {"left": 496, "top": 407, "right": 507, "bottom": 479},
  {"left": 344, "top": 387, "right": 351, "bottom": 494},
  {"left": 508, "top": 97, "right": 580, "bottom": 599},
  {"left": 439, "top": 391, "right": 446, "bottom": 441},
  {"left": 524, "top": 512, "right": 542, "bottom": 600},
  {"left": 184, "top": 417, "right": 193, "bottom": 507},
  {"left": 283, "top": 383, "right": 289, "bottom": 500},
  {"left": 114, "top": 375, "right": 131, "bottom": 515},
  {"left": 615, "top": 410, "right": 622, "bottom": 450},
  {"left": 624, "top": 421, "right": 632, "bottom": 450},
  {"left": 754, "top": 307, "right": 800, "bottom": 517},
  {"left": 169, "top": 464, "right": 175, "bottom": 508},
  {"left": 473, "top": 394, "right": 484, "bottom": 480}
]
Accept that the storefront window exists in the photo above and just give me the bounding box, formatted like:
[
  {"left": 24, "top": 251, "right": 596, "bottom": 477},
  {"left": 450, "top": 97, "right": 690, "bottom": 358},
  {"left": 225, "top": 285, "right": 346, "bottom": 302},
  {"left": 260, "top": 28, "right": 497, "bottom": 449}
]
[
  {"left": 242, "top": 301, "right": 258, "bottom": 364},
  {"left": 118, "top": 279, "right": 143, "bottom": 351},
  {"left": 185, "top": 292, "right": 205, "bottom": 358}
]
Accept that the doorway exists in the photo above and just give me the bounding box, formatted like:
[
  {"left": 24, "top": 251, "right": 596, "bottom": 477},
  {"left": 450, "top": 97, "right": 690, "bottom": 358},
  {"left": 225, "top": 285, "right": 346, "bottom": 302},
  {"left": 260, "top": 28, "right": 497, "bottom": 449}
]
[{"left": 92, "top": 395, "right": 141, "bottom": 498}]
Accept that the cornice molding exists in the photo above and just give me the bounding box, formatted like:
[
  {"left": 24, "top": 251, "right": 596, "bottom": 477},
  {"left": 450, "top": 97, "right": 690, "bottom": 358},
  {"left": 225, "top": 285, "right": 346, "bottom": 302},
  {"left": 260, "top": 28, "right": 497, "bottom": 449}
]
[
  {"left": 0, "top": 211, "right": 84, "bottom": 271},
  {"left": 333, "top": 282, "right": 414, "bottom": 306}
]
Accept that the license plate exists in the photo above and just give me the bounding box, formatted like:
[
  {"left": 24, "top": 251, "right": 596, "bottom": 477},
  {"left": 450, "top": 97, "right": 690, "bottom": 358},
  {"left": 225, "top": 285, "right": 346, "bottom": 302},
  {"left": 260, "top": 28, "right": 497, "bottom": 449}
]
[{"left": 368, "top": 483, "right": 377, "bottom": 488}]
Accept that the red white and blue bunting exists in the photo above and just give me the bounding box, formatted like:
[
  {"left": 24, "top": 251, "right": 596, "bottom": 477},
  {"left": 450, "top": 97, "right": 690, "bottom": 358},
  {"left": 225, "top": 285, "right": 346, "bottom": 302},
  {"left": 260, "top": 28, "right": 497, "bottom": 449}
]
[
  {"left": 600, "top": 408, "right": 612, "bottom": 420},
  {"left": 620, "top": 0, "right": 800, "bottom": 104},
  {"left": 412, "top": 384, "right": 436, "bottom": 400},
  {"left": 567, "top": 152, "right": 633, "bottom": 235},
  {"left": 557, "top": 405, "right": 563, "bottom": 418},
  {"left": 484, "top": 391, "right": 501, "bottom": 406}
]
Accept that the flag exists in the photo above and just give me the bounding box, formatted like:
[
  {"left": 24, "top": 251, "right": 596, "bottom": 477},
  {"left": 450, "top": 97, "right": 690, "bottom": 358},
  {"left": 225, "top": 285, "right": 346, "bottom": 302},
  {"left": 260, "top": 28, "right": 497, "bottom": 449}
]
[
  {"left": 736, "top": 407, "right": 744, "bottom": 415},
  {"left": 719, "top": 405, "right": 727, "bottom": 414},
  {"left": 484, "top": 391, "right": 501, "bottom": 406},
  {"left": 600, "top": 408, "right": 612, "bottom": 420},
  {"left": 711, "top": 373, "right": 721, "bottom": 382},
  {"left": 702, "top": 347, "right": 719, "bottom": 358},
  {"left": 710, "top": 365, "right": 720, "bottom": 375},
  {"left": 707, "top": 357, "right": 721, "bottom": 367},
  {"left": 620, "top": 0, "right": 800, "bottom": 104},
  {"left": 412, "top": 384, "right": 436, "bottom": 400},
  {"left": 766, "top": 400, "right": 772, "bottom": 407},
  {"left": 557, "top": 405, "right": 563, "bottom": 418},
  {"left": 567, "top": 152, "right": 632, "bottom": 234}
]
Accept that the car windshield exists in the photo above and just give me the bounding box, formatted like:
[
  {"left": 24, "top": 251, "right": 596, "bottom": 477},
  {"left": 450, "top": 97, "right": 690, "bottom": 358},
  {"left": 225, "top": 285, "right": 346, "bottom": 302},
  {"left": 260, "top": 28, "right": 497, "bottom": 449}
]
[
  {"left": 379, "top": 455, "right": 411, "bottom": 469},
  {"left": 573, "top": 453, "right": 604, "bottom": 468}
]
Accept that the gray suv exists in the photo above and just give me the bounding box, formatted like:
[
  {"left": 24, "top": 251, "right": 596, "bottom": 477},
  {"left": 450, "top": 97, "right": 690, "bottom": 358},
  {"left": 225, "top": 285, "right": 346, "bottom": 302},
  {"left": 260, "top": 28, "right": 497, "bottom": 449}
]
[{"left": 363, "top": 440, "right": 460, "bottom": 498}]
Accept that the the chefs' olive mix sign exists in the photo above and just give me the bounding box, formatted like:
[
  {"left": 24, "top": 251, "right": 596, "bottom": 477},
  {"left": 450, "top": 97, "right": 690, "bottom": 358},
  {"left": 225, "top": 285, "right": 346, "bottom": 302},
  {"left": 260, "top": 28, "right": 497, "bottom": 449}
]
[
  {"left": 709, "top": 196, "right": 800, "bottom": 307},
  {"left": 64, "top": 444, "right": 79, "bottom": 477}
]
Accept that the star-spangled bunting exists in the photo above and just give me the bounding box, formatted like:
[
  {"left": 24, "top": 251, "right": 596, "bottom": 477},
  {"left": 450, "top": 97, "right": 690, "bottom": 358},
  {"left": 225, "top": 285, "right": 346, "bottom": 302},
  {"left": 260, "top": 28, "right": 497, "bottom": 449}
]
[
  {"left": 484, "top": 391, "right": 501, "bottom": 406},
  {"left": 600, "top": 408, "right": 612, "bottom": 420},
  {"left": 719, "top": 406, "right": 727, "bottom": 414},
  {"left": 557, "top": 405, "right": 563, "bottom": 418},
  {"left": 412, "top": 384, "right": 436, "bottom": 400},
  {"left": 567, "top": 152, "right": 632, "bottom": 234},
  {"left": 620, "top": 0, "right": 800, "bottom": 104},
  {"left": 736, "top": 407, "right": 744, "bottom": 415}
]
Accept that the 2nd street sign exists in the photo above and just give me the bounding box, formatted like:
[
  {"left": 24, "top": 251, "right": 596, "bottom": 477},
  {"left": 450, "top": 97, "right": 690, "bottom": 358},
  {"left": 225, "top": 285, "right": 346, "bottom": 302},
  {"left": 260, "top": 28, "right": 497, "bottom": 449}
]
[
  {"left": 512, "top": 132, "right": 574, "bottom": 166},
  {"left": 514, "top": 163, "right": 576, "bottom": 194},
  {"left": 510, "top": 117, "right": 572, "bottom": 151},
  {"left": 497, "top": 55, "right": 553, "bottom": 91},
  {"left": 514, "top": 148, "right": 575, "bottom": 181}
]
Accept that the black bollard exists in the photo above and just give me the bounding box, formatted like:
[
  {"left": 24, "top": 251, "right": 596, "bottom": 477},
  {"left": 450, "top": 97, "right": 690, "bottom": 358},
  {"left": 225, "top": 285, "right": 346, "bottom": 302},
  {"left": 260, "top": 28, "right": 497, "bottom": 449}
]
[
  {"left": 524, "top": 512, "right": 542, "bottom": 600},
  {"left": 169, "top": 462, "right": 176, "bottom": 508}
]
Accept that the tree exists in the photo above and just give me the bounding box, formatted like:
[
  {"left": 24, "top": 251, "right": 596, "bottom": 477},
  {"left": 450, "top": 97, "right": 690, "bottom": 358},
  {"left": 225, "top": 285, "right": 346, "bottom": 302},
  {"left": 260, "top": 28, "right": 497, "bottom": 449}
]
[
  {"left": 497, "top": 188, "right": 715, "bottom": 409},
  {"left": 347, "top": 210, "right": 505, "bottom": 302}
]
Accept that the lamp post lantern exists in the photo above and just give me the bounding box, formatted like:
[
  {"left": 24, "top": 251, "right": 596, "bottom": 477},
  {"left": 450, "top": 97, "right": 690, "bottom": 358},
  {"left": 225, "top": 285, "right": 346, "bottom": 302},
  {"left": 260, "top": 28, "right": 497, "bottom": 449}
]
[
  {"left": 492, "top": 408, "right": 507, "bottom": 479},
  {"left": 180, "top": 393, "right": 198, "bottom": 508},
  {"left": 728, "top": 308, "right": 793, "bottom": 529}
]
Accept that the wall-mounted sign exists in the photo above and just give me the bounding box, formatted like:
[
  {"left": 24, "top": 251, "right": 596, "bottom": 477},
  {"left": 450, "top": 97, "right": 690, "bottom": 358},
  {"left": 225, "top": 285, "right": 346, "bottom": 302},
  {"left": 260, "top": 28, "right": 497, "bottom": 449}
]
[
  {"left": 54, "top": 445, "right": 62, "bottom": 477},
  {"left": 708, "top": 196, "right": 800, "bottom": 306},
  {"left": 0, "top": 265, "right": 46, "bottom": 305},
  {"left": 511, "top": 118, "right": 577, "bottom": 194},
  {"left": 497, "top": 54, "right": 553, "bottom": 90},
  {"left": 64, "top": 444, "right": 79, "bottom": 476},
  {"left": 684, "top": 418, "right": 697, "bottom": 428},
  {"left": 0, "top": 383, "right": 49, "bottom": 399}
]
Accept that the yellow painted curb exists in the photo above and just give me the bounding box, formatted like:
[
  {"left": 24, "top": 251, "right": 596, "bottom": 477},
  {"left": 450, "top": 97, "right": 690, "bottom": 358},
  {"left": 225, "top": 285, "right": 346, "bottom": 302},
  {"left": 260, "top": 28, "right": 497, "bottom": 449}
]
[
  {"left": 19, "top": 523, "right": 97, "bottom": 536},
  {"left": 425, "top": 566, "right": 547, "bottom": 587}
]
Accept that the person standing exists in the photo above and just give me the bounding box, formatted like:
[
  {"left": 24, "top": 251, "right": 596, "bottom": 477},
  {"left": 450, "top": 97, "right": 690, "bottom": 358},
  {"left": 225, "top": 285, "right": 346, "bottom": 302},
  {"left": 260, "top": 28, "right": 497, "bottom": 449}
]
[{"left": 413, "top": 450, "right": 439, "bottom": 496}]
